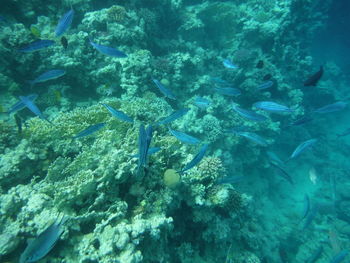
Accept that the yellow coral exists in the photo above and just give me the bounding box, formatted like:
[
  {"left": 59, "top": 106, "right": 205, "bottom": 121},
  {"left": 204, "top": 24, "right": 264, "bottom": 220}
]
[{"left": 163, "top": 169, "right": 180, "bottom": 188}]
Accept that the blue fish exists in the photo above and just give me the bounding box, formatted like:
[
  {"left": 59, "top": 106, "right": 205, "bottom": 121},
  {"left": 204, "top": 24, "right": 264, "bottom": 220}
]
[
  {"left": 18, "top": 39, "right": 55, "bottom": 52},
  {"left": 152, "top": 79, "right": 176, "bottom": 100},
  {"left": 217, "top": 175, "right": 245, "bottom": 184},
  {"left": 194, "top": 97, "right": 210, "bottom": 109},
  {"left": 131, "top": 147, "right": 161, "bottom": 158},
  {"left": 180, "top": 144, "right": 208, "bottom": 173},
  {"left": 223, "top": 59, "right": 238, "bottom": 69},
  {"left": 289, "top": 138, "right": 317, "bottom": 160},
  {"left": 73, "top": 123, "right": 106, "bottom": 139},
  {"left": 232, "top": 104, "right": 267, "bottom": 122},
  {"left": 169, "top": 128, "right": 200, "bottom": 144},
  {"left": 29, "top": 70, "right": 66, "bottom": 87},
  {"left": 214, "top": 87, "right": 241, "bottom": 96},
  {"left": 102, "top": 103, "right": 133, "bottom": 123},
  {"left": 19, "top": 95, "right": 50, "bottom": 123},
  {"left": 329, "top": 250, "right": 348, "bottom": 263},
  {"left": 257, "top": 80, "right": 274, "bottom": 90},
  {"left": 229, "top": 130, "right": 268, "bottom": 146},
  {"left": 314, "top": 101, "right": 347, "bottom": 114},
  {"left": 253, "top": 101, "right": 294, "bottom": 113},
  {"left": 157, "top": 108, "right": 189, "bottom": 125},
  {"left": 6, "top": 94, "right": 38, "bottom": 114},
  {"left": 89, "top": 39, "right": 127, "bottom": 58},
  {"left": 55, "top": 9, "right": 74, "bottom": 37},
  {"left": 19, "top": 216, "right": 66, "bottom": 263},
  {"left": 137, "top": 125, "right": 153, "bottom": 174}
]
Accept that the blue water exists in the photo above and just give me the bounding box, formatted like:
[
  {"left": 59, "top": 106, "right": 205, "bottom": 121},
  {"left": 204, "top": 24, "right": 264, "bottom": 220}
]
[{"left": 0, "top": 1, "right": 350, "bottom": 263}]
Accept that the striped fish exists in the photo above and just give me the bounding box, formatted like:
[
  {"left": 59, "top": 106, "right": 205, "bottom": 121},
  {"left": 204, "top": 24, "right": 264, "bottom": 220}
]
[
  {"left": 73, "top": 123, "right": 106, "bottom": 139},
  {"left": 157, "top": 108, "right": 189, "bottom": 125},
  {"left": 289, "top": 138, "right": 317, "bottom": 160},
  {"left": 18, "top": 39, "right": 55, "bottom": 52}
]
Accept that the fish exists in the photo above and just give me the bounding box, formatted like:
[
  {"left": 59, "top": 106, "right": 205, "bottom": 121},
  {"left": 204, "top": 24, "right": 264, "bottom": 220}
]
[
  {"left": 314, "top": 101, "right": 347, "bottom": 114},
  {"left": 329, "top": 250, "right": 348, "bottom": 263},
  {"left": 0, "top": 15, "right": 6, "bottom": 22},
  {"left": 169, "top": 128, "right": 200, "bottom": 144},
  {"left": 256, "top": 60, "right": 264, "bottom": 68},
  {"left": 19, "top": 216, "right": 66, "bottom": 263},
  {"left": 214, "top": 87, "right": 241, "bottom": 97},
  {"left": 73, "top": 123, "right": 106, "bottom": 139},
  {"left": 19, "top": 95, "right": 50, "bottom": 123},
  {"left": 179, "top": 144, "right": 208, "bottom": 173},
  {"left": 131, "top": 147, "right": 161, "bottom": 158},
  {"left": 89, "top": 39, "right": 127, "bottom": 58},
  {"left": 302, "top": 203, "right": 318, "bottom": 229},
  {"left": 270, "top": 161, "right": 294, "bottom": 185},
  {"left": 229, "top": 130, "right": 268, "bottom": 146},
  {"left": 137, "top": 125, "right": 153, "bottom": 174},
  {"left": 257, "top": 80, "right": 273, "bottom": 90},
  {"left": 253, "top": 101, "right": 294, "bottom": 113},
  {"left": 14, "top": 114, "right": 23, "bottom": 134},
  {"left": 6, "top": 94, "right": 38, "bottom": 114},
  {"left": 30, "top": 25, "right": 41, "bottom": 38},
  {"left": 157, "top": 108, "right": 189, "bottom": 125},
  {"left": 336, "top": 127, "right": 350, "bottom": 138},
  {"left": 223, "top": 59, "right": 238, "bottom": 69},
  {"left": 102, "top": 103, "right": 133, "bottom": 123},
  {"left": 289, "top": 138, "right": 317, "bottom": 160},
  {"left": 193, "top": 97, "right": 210, "bottom": 109},
  {"left": 266, "top": 151, "right": 285, "bottom": 167},
  {"left": 210, "top": 77, "right": 231, "bottom": 86},
  {"left": 304, "top": 66, "right": 323, "bottom": 86},
  {"left": 306, "top": 246, "right": 323, "bottom": 263},
  {"left": 152, "top": 79, "right": 176, "bottom": 100},
  {"left": 286, "top": 115, "right": 313, "bottom": 127},
  {"left": 217, "top": 175, "right": 245, "bottom": 184},
  {"left": 18, "top": 40, "right": 55, "bottom": 52},
  {"left": 302, "top": 194, "right": 310, "bottom": 219},
  {"left": 232, "top": 104, "right": 267, "bottom": 122},
  {"left": 309, "top": 167, "right": 317, "bottom": 185},
  {"left": 28, "top": 70, "right": 66, "bottom": 87},
  {"left": 60, "top": 36, "right": 68, "bottom": 49},
  {"left": 55, "top": 9, "right": 74, "bottom": 37}
]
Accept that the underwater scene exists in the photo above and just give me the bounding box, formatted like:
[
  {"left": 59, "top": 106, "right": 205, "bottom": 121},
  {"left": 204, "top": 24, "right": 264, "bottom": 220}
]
[{"left": 0, "top": 0, "right": 350, "bottom": 262}]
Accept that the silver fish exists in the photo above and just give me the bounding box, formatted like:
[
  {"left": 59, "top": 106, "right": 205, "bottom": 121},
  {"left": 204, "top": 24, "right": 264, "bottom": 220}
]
[{"left": 20, "top": 216, "right": 66, "bottom": 263}]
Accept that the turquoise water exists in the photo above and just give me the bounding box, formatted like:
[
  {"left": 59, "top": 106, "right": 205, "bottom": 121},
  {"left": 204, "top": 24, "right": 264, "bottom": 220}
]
[{"left": 0, "top": 0, "right": 350, "bottom": 262}]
